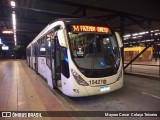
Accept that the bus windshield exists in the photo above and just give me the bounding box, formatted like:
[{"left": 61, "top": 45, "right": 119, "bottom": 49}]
[{"left": 68, "top": 32, "right": 120, "bottom": 70}]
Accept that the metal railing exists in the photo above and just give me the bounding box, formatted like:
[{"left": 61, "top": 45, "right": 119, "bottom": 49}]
[{"left": 124, "top": 58, "right": 160, "bottom": 77}]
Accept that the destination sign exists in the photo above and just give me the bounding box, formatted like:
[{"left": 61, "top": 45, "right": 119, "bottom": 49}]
[{"left": 71, "top": 25, "right": 110, "bottom": 33}]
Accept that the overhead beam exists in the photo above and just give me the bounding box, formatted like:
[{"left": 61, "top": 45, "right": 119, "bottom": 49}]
[
  {"left": 43, "top": 0, "right": 116, "bottom": 13},
  {"left": 114, "top": 19, "right": 147, "bottom": 29},
  {"left": 72, "top": 7, "right": 82, "bottom": 15},
  {"left": 0, "top": 5, "right": 80, "bottom": 18},
  {"left": 125, "top": 16, "right": 151, "bottom": 30},
  {"left": 120, "top": 16, "right": 125, "bottom": 68},
  {"left": 82, "top": 7, "right": 86, "bottom": 17},
  {"left": 93, "top": 14, "right": 118, "bottom": 19},
  {"left": 0, "top": 17, "right": 48, "bottom": 25},
  {"left": 42, "top": 0, "right": 160, "bottom": 20}
]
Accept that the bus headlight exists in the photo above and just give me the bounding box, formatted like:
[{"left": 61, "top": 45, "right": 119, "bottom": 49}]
[
  {"left": 71, "top": 69, "right": 89, "bottom": 86},
  {"left": 117, "top": 70, "right": 123, "bottom": 81}
]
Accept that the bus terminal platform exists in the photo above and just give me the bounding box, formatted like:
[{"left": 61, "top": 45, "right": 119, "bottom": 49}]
[
  {"left": 0, "top": 60, "right": 160, "bottom": 120},
  {"left": 0, "top": 60, "right": 73, "bottom": 120}
]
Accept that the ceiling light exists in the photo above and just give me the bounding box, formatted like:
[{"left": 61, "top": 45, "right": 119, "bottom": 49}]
[
  {"left": 132, "top": 33, "right": 138, "bottom": 36},
  {"left": 132, "top": 37, "right": 137, "bottom": 39},
  {"left": 146, "top": 40, "right": 150, "bottom": 41},
  {"left": 11, "top": 1, "right": 15, "bottom": 7},
  {"left": 0, "top": 38, "right": 3, "bottom": 44},
  {"left": 123, "top": 34, "right": 131, "bottom": 38},
  {"left": 2, "top": 30, "right": 13, "bottom": 34},
  {"left": 154, "top": 29, "right": 159, "bottom": 32},
  {"left": 2, "top": 45, "right": 9, "bottom": 50},
  {"left": 139, "top": 32, "right": 146, "bottom": 35},
  {"left": 155, "top": 33, "right": 158, "bottom": 35}
]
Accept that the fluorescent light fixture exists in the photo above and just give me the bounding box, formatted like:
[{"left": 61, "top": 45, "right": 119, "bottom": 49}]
[
  {"left": 155, "top": 33, "right": 158, "bottom": 35},
  {"left": 2, "top": 30, "right": 13, "bottom": 34},
  {"left": 14, "top": 37, "right": 17, "bottom": 42},
  {"left": 2, "top": 46, "right": 9, "bottom": 50},
  {"left": 132, "top": 37, "right": 137, "bottom": 39},
  {"left": 154, "top": 29, "right": 159, "bottom": 32},
  {"left": 139, "top": 32, "right": 146, "bottom": 35},
  {"left": 12, "top": 12, "right": 17, "bottom": 46},
  {"left": 146, "top": 40, "right": 150, "bottom": 41},
  {"left": 11, "top": 1, "right": 15, "bottom": 7},
  {"left": 145, "top": 31, "right": 149, "bottom": 34},
  {"left": 12, "top": 13, "right": 16, "bottom": 26},
  {"left": 132, "top": 33, "right": 138, "bottom": 36},
  {"left": 123, "top": 34, "right": 131, "bottom": 38},
  {"left": 0, "top": 38, "right": 3, "bottom": 44}
]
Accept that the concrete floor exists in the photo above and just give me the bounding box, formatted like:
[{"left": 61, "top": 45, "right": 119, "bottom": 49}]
[
  {"left": 0, "top": 60, "right": 160, "bottom": 120},
  {"left": 0, "top": 60, "right": 73, "bottom": 120},
  {"left": 53, "top": 69, "right": 160, "bottom": 120}
]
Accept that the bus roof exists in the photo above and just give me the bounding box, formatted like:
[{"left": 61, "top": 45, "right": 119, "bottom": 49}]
[{"left": 27, "top": 18, "right": 110, "bottom": 48}]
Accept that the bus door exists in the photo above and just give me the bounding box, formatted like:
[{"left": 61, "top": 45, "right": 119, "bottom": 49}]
[
  {"left": 51, "top": 36, "right": 61, "bottom": 88},
  {"left": 35, "top": 44, "right": 38, "bottom": 74}
]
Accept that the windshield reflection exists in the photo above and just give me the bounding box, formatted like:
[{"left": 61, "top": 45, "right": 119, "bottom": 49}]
[{"left": 68, "top": 32, "right": 120, "bottom": 70}]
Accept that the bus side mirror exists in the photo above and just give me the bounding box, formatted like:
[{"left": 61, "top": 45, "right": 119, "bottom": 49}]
[
  {"left": 115, "top": 32, "right": 123, "bottom": 48},
  {"left": 57, "top": 29, "right": 68, "bottom": 48}
]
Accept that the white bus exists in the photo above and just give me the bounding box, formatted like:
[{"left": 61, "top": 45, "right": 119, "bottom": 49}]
[{"left": 26, "top": 18, "right": 123, "bottom": 97}]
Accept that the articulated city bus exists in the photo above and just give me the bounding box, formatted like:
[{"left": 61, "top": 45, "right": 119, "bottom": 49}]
[{"left": 26, "top": 18, "right": 123, "bottom": 97}]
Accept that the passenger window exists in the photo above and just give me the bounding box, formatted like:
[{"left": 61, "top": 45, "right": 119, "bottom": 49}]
[
  {"left": 46, "top": 31, "right": 54, "bottom": 69},
  {"left": 39, "top": 37, "right": 46, "bottom": 57}
]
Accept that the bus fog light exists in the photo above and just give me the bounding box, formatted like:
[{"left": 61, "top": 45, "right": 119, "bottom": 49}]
[
  {"left": 71, "top": 69, "right": 89, "bottom": 86},
  {"left": 73, "top": 89, "right": 79, "bottom": 93}
]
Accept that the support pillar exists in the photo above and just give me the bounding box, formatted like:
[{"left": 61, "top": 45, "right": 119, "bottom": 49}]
[
  {"left": 120, "top": 16, "right": 124, "bottom": 68},
  {"left": 82, "top": 7, "right": 86, "bottom": 17},
  {"left": 154, "top": 39, "right": 158, "bottom": 61}
]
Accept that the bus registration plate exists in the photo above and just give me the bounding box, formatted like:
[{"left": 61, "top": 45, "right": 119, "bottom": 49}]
[
  {"left": 89, "top": 79, "right": 107, "bottom": 85},
  {"left": 100, "top": 86, "right": 110, "bottom": 92}
]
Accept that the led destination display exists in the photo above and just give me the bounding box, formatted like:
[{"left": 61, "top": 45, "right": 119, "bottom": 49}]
[{"left": 71, "top": 25, "right": 110, "bottom": 33}]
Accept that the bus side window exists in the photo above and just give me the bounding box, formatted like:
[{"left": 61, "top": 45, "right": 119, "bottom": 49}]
[
  {"left": 46, "top": 32, "right": 52, "bottom": 69},
  {"left": 61, "top": 47, "right": 70, "bottom": 78},
  {"left": 39, "top": 37, "right": 46, "bottom": 57}
]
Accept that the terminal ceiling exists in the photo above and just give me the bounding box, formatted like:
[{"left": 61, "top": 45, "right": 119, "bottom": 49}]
[{"left": 0, "top": 0, "right": 160, "bottom": 47}]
